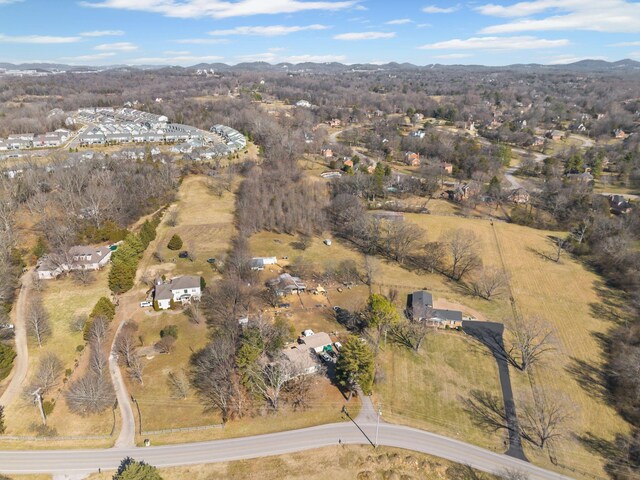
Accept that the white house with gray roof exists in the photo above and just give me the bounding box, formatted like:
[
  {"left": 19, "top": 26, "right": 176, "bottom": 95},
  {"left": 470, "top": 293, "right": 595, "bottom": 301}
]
[{"left": 153, "top": 275, "right": 202, "bottom": 310}]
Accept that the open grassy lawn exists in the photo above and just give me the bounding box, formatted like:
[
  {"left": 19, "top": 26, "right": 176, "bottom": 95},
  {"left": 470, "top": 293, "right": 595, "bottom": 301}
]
[
  {"left": 376, "top": 332, "right": 505, "bottom": 451},
  {"left": 133, "top": 376, "right": 358, "bottom": 446},
  {"left": 3, "top": 270, "right": 113, "bottom": 438},
  {"left": 86, "top": 445, "right": 490, "bottom": 480},
  {"left": 141, "top": 175, "right": 236, "bottom": 285},
  {"left": 494, "top": 221, "right": 629, "bottom": 475},
  {"left": 125, "top": 311, "right": 219, "bottom": 432}
]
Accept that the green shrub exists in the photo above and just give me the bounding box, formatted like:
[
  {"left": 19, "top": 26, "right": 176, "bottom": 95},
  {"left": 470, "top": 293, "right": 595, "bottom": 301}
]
[
  {"left": 43, "top": 400, "right": 55, "bottom": 416},
  {"left": 167, "top": 234, "right": 183, "bottom": 251},
  {"left": 90, "top": 297, "right": 116, "bottom": 321},
  {"left": 76, "top": 344, "right": 85, "bottom": 352},
  {"left": 160, "top": 325, "right": 178, "bottom": 340}
]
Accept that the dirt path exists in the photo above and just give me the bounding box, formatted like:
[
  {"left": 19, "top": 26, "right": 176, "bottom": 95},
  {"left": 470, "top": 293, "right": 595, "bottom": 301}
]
[
  {"left": 0, "top": 270, "right": 32, "bottom": 408},
  {"left": 110, "top": 318, "right": 136, "bottom": 449}
]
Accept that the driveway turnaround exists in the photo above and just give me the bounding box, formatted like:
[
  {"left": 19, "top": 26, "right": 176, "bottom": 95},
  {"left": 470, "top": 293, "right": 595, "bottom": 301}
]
[{"left": 0, "top": 420, "right": 571, "bottom": 479}]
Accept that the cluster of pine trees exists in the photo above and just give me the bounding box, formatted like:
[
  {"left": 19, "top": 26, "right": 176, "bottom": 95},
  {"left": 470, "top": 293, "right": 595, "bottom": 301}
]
[{"left": 108, "top": 213, "right": 162, "bottom": 294}]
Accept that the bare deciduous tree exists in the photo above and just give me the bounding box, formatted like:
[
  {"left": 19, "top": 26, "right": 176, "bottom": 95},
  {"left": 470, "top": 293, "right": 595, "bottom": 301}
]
[
  {"left": 444, "top": 229, "right": 482, "bottom": 281},
  {"left": 25, "top": 353, "right": 63, "bottom": 397},
  {"left": 391, "top": 321, "right": 431, "bottom": 352},
  {"left": 248, "top": 356, "right": 299, "bottom": 411},
  {"left": 519, "top": 390, "right": 571, "bottom": 450},
  {"left": 27, "top": 295, "right": 51, "bottom": 347},
  {"left": 65, "top": 373, "right": 115, "bottom": 416},
  {"left": 115, "top": 322, "right": 138, "bottom": 368},
  {"left": 505, "top": 316, "right": 555, "bottom": 372},
  {"left": 167, "top": 370, "right": 190, "bottom": 399},
  {"left": 165, "top": 209, "right": 179, "bottom": 227},
  {"left": 469, "top": 266, "right": 508, "bottom": 300}
]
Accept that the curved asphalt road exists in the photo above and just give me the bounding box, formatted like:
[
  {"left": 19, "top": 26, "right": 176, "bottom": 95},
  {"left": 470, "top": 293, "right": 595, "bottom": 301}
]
[
  {"left": 0, "top": 270, "right": 31, "bottom": 408},
  {"left": 0, "top": 420, "right": 571, "bottom": 479}
]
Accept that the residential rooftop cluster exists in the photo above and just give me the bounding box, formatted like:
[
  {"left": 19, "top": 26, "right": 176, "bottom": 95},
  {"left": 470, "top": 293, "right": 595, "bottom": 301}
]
[{"left": 0, "top": 129, "right": 72, "bottom": 151}]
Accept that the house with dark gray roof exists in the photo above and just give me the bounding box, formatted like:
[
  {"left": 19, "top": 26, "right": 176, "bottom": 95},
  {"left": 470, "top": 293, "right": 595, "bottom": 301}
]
[{"left": 153, "top": 275, "right": 202, "bottom": 310}]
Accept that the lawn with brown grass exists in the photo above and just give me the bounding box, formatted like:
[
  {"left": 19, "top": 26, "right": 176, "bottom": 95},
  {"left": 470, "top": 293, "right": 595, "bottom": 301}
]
[
  {"left": 375, "top": 332, "right": 505, "bottom": 451},
  {"left": 86, "top": 445, "right": 489, "bottom": 480},
  {"left": 2, "top": 270, "right": 114, "bottom": 438},
  {"left": 140, "top": 175, "right": 237, "bottom": 285}
]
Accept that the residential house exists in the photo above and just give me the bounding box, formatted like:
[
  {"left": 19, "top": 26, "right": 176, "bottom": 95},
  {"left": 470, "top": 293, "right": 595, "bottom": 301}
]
[
  {"left": 404, "top": 151, "right": 420, "bottom": 166},
  {"left": 609, "top": 194, "right": 633, "bottom": 214},
  {"left": 36, "top": 245, "right": 112, "bottom": 280},
  {"left": 440, "top": 162, "right": 453, "bottom": 175},
  {"left": 545, "top": 130, "right": 564, "bottom": 141},
  {"left": 281, "top": 346, "right": 320, "bottom": 376},
  {"left": 321, "top": 147, "right": 333, "bottom": 158},
  {"left": 448, "top": 182, "right": 480, "bottom": 202},
  {"left": 343, "top": 159, "right": 354, "bottom": 168},
  {"left": 296, "top": 100, "right": 312, "bottom": 108},
  {"left": 268, "top": 273, "right": 306, "bottom": 295},
  {"left": 508, "top": 187, "right": 530, "bottom": 204},
  {"left": 298, "top": 332, "right": 333, "bottom": 354},
  {"left": 406, "top": 290, "right": 434, "bottom": 321},
  {"left": 614, "top": 129, "right": 628, "bottom": 139},
  {"left": 320, "top": 170, "right": 342, "bottom": 179},
  {"left": 566, "top": 171, "right": 594, "bottom": 183},
  {"left": 250, "top": 256, "right": 278, "bottom": 271},
  {"left": 411, "top": 129, "right": 426, "bottom": 139},
  {"left": 405, "top": 291, "right": 463, "bottom": 328},
  {"left": 153, "top": 275, "right": 202, "bottom": 310},
  {"left": 328, "top": 118, "right": 341, "bottom": 128}
]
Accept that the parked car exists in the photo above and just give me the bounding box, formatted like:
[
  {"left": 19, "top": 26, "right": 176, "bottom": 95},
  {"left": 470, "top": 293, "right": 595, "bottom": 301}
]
[
  {"left": 178, "top": 251, "right": 189, "bottom": 259},
  {"left": 334, "top": 341, "right": 343, "bottom": 352},
  {"left": 319, "top": 352, "right": 332, "bottom": 363},
  {"left": 0, "top": 323, "right": 14, "bottom": 330},
  {"left": 139, "top": 301, "right": 153, "bottom": 308},
  {"left": 278, "top": 303, "right": 291, "bottom": 309},
  {"left": 206, "top": 258, "right": 216, "bottom": 264}
]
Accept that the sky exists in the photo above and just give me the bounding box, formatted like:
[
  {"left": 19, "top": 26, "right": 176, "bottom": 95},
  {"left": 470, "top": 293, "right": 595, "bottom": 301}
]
[{"left": 0, "top": 0, "right": 640, "bottom": 66}]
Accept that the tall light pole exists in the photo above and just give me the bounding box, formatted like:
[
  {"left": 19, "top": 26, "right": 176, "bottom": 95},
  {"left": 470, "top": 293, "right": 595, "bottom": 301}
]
[{"left": 375, "top": 404, "right": 382, "bottom": 448}]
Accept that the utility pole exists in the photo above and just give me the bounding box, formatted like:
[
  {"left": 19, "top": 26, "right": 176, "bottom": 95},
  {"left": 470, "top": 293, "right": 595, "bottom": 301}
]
[{"left": 375, "top": 404, "right": 382, "bottom": 448}]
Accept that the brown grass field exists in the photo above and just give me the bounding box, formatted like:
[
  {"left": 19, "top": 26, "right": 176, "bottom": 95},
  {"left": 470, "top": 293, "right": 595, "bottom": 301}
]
[
  {"left": 120, "top": 176, "right": 357, "bottom": 445},
  {"left": 85, "top": 445, "right": 492, "bottom": 480},
  {"left": 2, "top": 269, "right": 114, "bottom": 439}
]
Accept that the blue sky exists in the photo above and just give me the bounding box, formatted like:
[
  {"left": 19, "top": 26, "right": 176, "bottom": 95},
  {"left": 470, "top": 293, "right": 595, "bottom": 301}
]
[{"left": 1, "top": 0, "right": 639, "bottom": 66}]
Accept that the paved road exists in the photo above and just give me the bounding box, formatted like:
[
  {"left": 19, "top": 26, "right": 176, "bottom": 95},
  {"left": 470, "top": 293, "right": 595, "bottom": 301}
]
[
  {"left": 0, "top": 270, "right": 32, "bottom": 408},
  {"left": 109, "top": 320, "right": 135, "bottom": 448},
  {"left": 0, "top": 420, "right": 572, "bottom": 479}
]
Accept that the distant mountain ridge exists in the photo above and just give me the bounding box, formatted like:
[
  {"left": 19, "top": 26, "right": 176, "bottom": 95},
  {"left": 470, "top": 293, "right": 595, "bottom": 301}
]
[{"left": 1, "top": 58, "right": 639, "bottom": 74}]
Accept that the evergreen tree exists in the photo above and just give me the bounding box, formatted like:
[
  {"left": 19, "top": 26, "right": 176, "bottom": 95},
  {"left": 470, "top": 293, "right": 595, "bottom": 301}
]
[
  {"left": 124, "top": 233, "right": 144, "bottom": 255},
  {"left": 0, "top": 343, "right": 16, "bottom": 381},
  {"left": 32, "top": 236, "right": 48, "bottom": 259},
  {"left": 108, "top": 261, "right": 136, "bottom": 294},
  {"left": 90, "top": 297, "right": 116, "bottom": 321},
  {"left": 0, "top": 405, "right": 5, "bottom": 434},
  {"left": 167, "top": 234, "right": 183, "bottom": 251},
  {"left": 335, "top": 336, "right": 375, "bottom": 396},
  {"left": 114, "top": 457, "right": 163, "bottom": 480}
]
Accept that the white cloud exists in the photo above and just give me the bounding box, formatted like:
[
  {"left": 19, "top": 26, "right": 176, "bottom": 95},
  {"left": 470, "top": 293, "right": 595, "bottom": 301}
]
[
  {"left": 419, "top": 35, "right": 569, "bottom": 50},
  {"left": 334, "top": 31, "right": 395, "bottom": 40},
  {"left": 61, "top": 52, "right": 117, "bottom": 63},
  {"left": 422, "top": 4, "right": 460, "bottom": 13},
  {"left": 80, "top": 0, "right": 357, "bottom": 19},
  {"left": 478, "top": 1, "right": 640, "bottom": 34},
  {"left": 0, "top": 33, "right": 81, "bottom": 44},
  {"left": 610, "top": 41, "right": 640, "bottom": 47},
  {"left": 236, "top": 52, "right": 347, "bottom": 63},
  {"left": 417, "top": 23, "right": 431, "bottom": 28},
  {"left": 164, "top": 50, "right": 190, "bottom": 55},
  {"left": 94, "top": 42, "right": 138, "bottom": 51},
  {"left": 79, "top": 30, "right": 125, "bottom": 37},
  {"left": 175, "top": 38, "right": 230, "bottom": 44},
  {"left": 434, "top": 53, "right": 473, "bottom": 59},
  {"left": 209, "top": 25, "right": 329, "bottom": 36},
  {"left": 0, "top": 0, "right": 22, "bottom": 4},
  {"left": 546, "top": 54, "right": 608, "bottom": 64},
  {"left": 386, "top": 18, "right": 412, "bottom": 25},
  {"left": 128, "top": 55, "right": 224, "bottom": 65}
]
